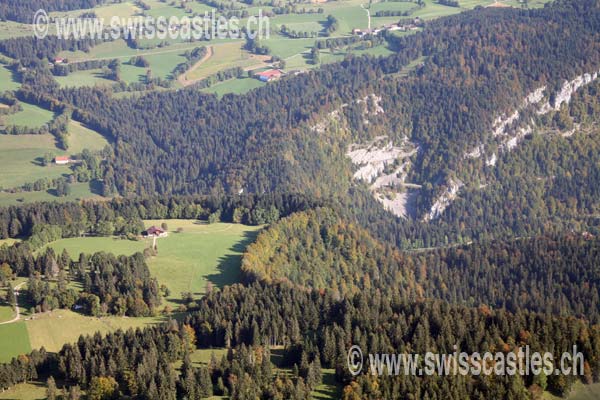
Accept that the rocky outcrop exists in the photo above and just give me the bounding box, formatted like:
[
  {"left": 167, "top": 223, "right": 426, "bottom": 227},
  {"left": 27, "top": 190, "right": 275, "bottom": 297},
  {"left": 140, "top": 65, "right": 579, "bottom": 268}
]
[
  {"left": 424, "top": 177, "right": 463, "bottom": 222},
  {"left": 347, "top": 136, "right": 419, "bottom": 218}
]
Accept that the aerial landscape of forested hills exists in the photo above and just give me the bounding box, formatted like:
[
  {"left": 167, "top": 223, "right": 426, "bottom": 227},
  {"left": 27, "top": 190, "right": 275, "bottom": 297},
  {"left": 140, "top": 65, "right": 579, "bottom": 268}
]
[{"left": 1, "top": 0, "right": 600, "bottom": 398}]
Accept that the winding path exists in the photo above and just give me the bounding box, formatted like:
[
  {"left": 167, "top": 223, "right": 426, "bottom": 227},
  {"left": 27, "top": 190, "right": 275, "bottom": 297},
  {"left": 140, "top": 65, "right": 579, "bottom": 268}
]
[
  {"left": 177, "top": 45, "right": 214, "bottom": 87},
  {"left": 361, "top": 3, "right": 371, "bottom": 31},
  {"left": 0, "top": 282, "right": 26, "bottom": 325}
]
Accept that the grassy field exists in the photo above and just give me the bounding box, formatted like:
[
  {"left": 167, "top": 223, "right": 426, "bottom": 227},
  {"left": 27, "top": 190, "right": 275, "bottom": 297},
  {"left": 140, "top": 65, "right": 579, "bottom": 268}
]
[
  {"left": 184, "top": 41, "right": 260, "bottom": 82},
  {"left": 0, "top": 182, "right": 104, "bottom": 207},
  {"left": 0, "top": 304, "right": 15, "bottom": 323},
  {"left": 0, "top": 21, "right": 36, "bottom": 40},
  {"left": 119, "top": 63, "right": 148, "bottom": 84},
  {"left": 0, "top": 221, "right": 261, "bottom": 360},
  {"left": 0, "top": 64, "right": 20, "bottom": 92},
  {"left": 5, "top": 102, "right": 55, "bottom": 128},
  {"left": 201, "top": 77, "right": 265, "bottom": 97},
  {"left": 544, "top": 382, "right": 600, "bottom": 400},
  {"left": 143, "top": 220, "right": 262, "bottom": 307},
  {"left": 0, "top": 133, "right": 70, "bottom": 189},
  {"left": 313, "top": 369, "right": 342, "bottom": 400},
  {"left": 0, "top": 383, "right": 47, "bottom": 400},
  {"left": 26, "top": 309, "right": 162, "bottom": 352},
  {"left": 272, "top": 13, "right": 328, "bottom": 35},
  {"left": 67, "top": 120, "right": 110, "bottom": 153},
  {"left": 0, "top": 322, "right": 31, "bottom": 362},
  {"left": 50, "top": 0, "right": 141, "bottom": 20},
  {"left": 54, "top": 69, "right": 115, "bottom": 88},
  {"left": 58, "top": 40, "right": 209, "bottom": 81},
  {"left": 40, "top": 221, "right": 262, "bottom": 309}
]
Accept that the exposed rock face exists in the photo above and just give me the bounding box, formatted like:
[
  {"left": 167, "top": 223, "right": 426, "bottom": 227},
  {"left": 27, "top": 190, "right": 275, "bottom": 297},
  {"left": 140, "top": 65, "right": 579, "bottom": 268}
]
[
  {"left": 347, "top": 138, "right": 416, "bottom": 183},
  {"left": 486, "top": 153, "right": 497, "bottom": 167},
  {"left": 493, "top": 110, "right": 520, "bottom": 137},
  {"left": 424, "top": 178, "right": 464, "bottom": 222},
  {"left": 347, "top": 136, "right": 419, "bottom": 218},
  {"left": 538, "top": 71, "right": 600, "bottom": 114}
]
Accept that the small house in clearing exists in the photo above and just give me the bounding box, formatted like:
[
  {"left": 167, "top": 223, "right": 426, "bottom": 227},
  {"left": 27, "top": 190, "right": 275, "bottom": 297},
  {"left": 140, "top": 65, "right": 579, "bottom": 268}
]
[
  {"left": 145, "top": 226, "right": 168, "bottom": 237},
  {"left": 54, "top": 156, "right": 70, "bottom": 165},
  {"left": 54, "top": 57, "right": 65, "bottom": 64},
  {"left": 256, "top": 69, "right": 284, "bottom": 82}
]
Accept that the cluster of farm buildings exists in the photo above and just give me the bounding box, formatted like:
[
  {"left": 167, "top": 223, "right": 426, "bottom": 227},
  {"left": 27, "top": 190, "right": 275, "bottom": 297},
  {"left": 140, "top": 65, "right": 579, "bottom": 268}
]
[{"left": 352, "top": 17, "right": 423, "bottom": 36}]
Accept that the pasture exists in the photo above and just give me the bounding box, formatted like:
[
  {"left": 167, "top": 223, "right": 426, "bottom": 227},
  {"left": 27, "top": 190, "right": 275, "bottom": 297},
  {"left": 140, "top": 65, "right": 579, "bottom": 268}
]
[
  {"left": 0, "top": 21, "right": 36, "bottom": 40},
  {"left": 201, "top": 77, "right": 265, "bottom": 97},
  {"left": 0, "top": 133, "right": 70, "bottom": 189},
  {"left": 544, "top": 382, "right": 600, "bottom": 400},
  {"left": 142, "top": 220, "right": 262, "bottom": 307},
  {"left": 67, "top": 121, "right": 110, "bottom": 153},
  {"left": 40, "top": 221, "right": 262, "bottom": 309},
  {"left": 0, "top": 304, "right": 14, "bottom": 323},
  {"left": 0, "top": 65, "right": 20, "bottom": 92},
  {"left": 25, "top": 309, "right": 162, "bottom": 352},
  {"left": 5, "top": 102, "right": 55, "bottom": 128},
  {"left": 0, "top": 182, "right": 104, "bottom": 207},
  {"left": 0, "top": 382, "right": 47, "bottom": 400},
  {"left": 0, "top": 221, "right": 261, "bottom": 359},
  {"left": 49, "top": 1, "right": 142, "bottom": 20},
  {"left": 0, "top": 322, "right": 31, "bottom": 363},
  {"left": 54, "top": 69, "right": 115, "bottom": 88},
  {"left": 183, "top": 41, "right": 260, "bottom": 82}
]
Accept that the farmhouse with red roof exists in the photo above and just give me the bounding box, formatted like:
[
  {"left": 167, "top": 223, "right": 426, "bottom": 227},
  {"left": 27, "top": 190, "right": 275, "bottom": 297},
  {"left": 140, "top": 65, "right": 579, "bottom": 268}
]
[
  {"left": 54, "top": 156, "right": 70, "bottom": 165},
  {"left": 145, "top": 226, "right": 168, "bottom": 237},
  {"left": 256, "top": 69, "right": 284, "bottom": 82}
]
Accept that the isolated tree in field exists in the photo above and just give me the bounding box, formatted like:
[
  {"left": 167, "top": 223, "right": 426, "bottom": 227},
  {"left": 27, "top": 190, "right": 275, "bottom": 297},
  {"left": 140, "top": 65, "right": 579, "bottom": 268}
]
[{"left": 42, "top": 152, "right": 53, "bottom": 166}]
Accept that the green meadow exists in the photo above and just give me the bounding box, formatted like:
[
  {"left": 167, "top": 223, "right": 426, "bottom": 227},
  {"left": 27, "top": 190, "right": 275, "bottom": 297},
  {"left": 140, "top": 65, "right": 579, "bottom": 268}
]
[
  {"left": 0, "top": 119, "right": 108, "bottom": 190},
  {"left": 143, "top": 220, "right": 262, "bottom": 308},
  {"left": 0, "top": 322, "right": 31, "bottom": 363},
  {"left": 201, "top": 77, "right": 265, "bottom": 97},
  {"left": 0, "top": 134, "right": 70, "bottom": 189},
  {"left": 26, "top": 309, "right": 162, "bottom": 353},
  {"left": 0, "top": 305, "right": 15, "bottom": 323},
  {"left": 0, "top": 64, "right": 20, "bottom": 92},
  {"left": 41, "top": 221, "right": 262, "bottom": 310},
  {"left": 544, "top": 382, "right": 600, "bottom": 400},
  {"left": 67, "top": 120, "right": 110, "bottom": 153},
  {"left": 4, "top": 102, "right": 55, "bottom": 128},
  {"left": 0, "top": 221, "right": 261, "bottom": 362},
  {"left": 54, "top": 69, "right": 115, "bottom": 88},
  {"left": 0, "top": 182, "right": 104, "bottom": 207},
  {"left": 0, "top": 382, "right": 48, "bottom": 400}
]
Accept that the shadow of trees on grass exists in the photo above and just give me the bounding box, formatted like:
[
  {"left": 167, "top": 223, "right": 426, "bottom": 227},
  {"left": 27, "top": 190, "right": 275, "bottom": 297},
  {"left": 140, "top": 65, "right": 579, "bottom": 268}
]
[{"left": 204, "top": 229, "right": 261, "bottom": 290}]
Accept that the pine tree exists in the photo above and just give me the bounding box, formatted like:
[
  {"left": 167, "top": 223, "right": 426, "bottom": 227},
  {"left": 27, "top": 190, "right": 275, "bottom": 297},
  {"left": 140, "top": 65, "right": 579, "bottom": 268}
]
[{"left": 46, "top": 376, "right": 57, "bottom": 400}]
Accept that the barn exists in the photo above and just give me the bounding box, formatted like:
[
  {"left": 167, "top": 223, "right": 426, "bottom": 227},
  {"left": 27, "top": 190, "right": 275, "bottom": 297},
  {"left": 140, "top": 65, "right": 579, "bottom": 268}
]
[
  {"left": 256, "top": 69, "right": 284, "bottom": 82},
  {"left": 54, "top": 156, "right": 70, "bottom": 165}
]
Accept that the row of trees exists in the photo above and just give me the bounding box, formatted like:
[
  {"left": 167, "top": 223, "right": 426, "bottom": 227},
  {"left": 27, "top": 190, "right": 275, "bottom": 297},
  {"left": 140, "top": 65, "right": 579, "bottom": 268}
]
[{"left": 0, "top": 193, "right": 323, "bottom": 240}]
